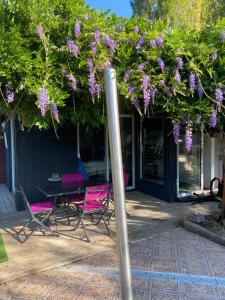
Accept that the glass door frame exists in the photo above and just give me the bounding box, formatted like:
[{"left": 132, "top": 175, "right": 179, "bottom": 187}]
[
  {"left": 140, "top": 116, "right": 165, "bottom": 185},
  {"left": 119, "top": 114, "right": 135, "bottom": 190},
  {"left": 77, "top": 113, "right": 135, "bottom": 190},
  {"left": 177, "top": 129, "right": 204, "bottom": 198}
]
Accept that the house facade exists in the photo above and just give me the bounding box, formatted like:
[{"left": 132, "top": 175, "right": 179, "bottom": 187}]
[{"left": 0, "top": 112, "right": 222, "bottom": 211}]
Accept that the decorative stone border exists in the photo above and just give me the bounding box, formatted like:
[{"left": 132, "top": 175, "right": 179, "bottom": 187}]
[{"left": 183, "top": 219, "right": 225, "bottom": 246}]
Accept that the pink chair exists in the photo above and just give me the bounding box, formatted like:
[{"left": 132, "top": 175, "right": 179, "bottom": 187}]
[
  {"left": 16, "top": 184, "right": 58, "bottom": 236},
  {"left": 61, "top": 173, "right": 85, "bottom": 204},
  {"left": 74, "top": 185, "right": 111, "bottom": 242},
  {"left": 61, "top": 173, "right": 84, "bottom": 184}
]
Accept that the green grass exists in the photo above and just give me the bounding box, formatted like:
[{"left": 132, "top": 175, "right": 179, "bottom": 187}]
[{"left": 0, "top": 234, "right": 8, "bottom": 263}]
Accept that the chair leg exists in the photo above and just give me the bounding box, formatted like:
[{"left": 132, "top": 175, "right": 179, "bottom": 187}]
[
  {"left": 34, "top": 211, "right": 57, "bottom": 236},
  {"left": 17, "top": 218, "right": 33, "bottom": 237},
  {"left": 100, "top": 214, "right": 111, "bottom": 237},
  {"left": 52, "top": 213, "right": 59, "bottom": 236},
  {"left": 74, "top": 215, "right": 82, "bottom": 231},
  {"left": 80, "top": 218, "right": 90, "bottom": 242}
]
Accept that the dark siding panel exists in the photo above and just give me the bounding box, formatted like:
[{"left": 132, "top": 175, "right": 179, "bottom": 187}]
[
  {"left": 15, "top": 125, "right": 78, "bottom": 210},
  {"left": 5, "top": 125, "right": 12, "bottom": 190}
]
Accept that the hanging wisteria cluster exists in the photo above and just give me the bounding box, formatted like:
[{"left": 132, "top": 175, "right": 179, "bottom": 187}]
[{"left": 2, "top": 1, "right": 225, "bottom": 151}]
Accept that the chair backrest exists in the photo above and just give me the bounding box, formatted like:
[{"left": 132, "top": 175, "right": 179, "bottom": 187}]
[
  {"left": 123, "top": 172, "right": 130, "bottom": 188},
  {"left": 16, "top": 184, "right": 33, "bottom": 216},
  {"left": 86, "top": 183, "right": 110, "bottom": 201},
  {"left": 61, "top": 173, "right": 84, "bottom": 184}
]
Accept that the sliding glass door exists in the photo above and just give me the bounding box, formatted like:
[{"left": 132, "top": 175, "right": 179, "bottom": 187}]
[
  {"left": 178, "top": 132, "right": 202, "bottom": 197},
  {"left": 78, "top": 114, "right": 135, "bottom": 189}
]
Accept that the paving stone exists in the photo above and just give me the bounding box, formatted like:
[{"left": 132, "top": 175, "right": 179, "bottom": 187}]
[
  {"left": 11, "top": 278, "right": 53, "bottom": 299},
  {"left": 184, "top": 283, "right": 216, "bottom": 296},
  {"left": 151, "top": 279, "right": 180, "bottom": 292},
  {"left": 77, "top": 284, "right": 116, "bottom": 300},
  {"left": 149, "top": 292, "right": 180, "bottom": 300},
  {"left": 46, "top": 281, "right": 83, "bottom": 300}
]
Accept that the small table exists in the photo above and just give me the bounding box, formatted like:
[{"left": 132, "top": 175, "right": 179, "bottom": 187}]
[{"left": 37, "top": 178, "right": 109, "bottom": 200}]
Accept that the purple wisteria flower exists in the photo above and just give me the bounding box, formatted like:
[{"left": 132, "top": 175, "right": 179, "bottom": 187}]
[
  {"left": 142, "top": 75, "right": 151, "bottom": 109},
  {"left": 67, "top": 74, "right": 77, "bottom": 91},
  {"left": 177, "top": 57, "right": 183, "bottom": 70},
  {"left": 95, "top": 83, "right": 102, "bottom": 98},
  {"left": 215, "top": 88, "right": 223, "bottom": 105},
  {"left": 6, "top": 84, "right": 14, "bottom": 103},
  {"left": 137, "top": 63, "right": 145, "bottom": 71},
  {"left": 210, "top": 109, "right": 217, "bottom": 128},
  {"left": 134, "top": 26, "right": 139, "bottom": 34},
  {"left": 127, "top": 86, "right": 136, "bottom": 97},
  {"left": 220, "top": 31, "right": 225, "bottom": 41},
  {"left": 123, "top": 70, "right": 131, "bottom": 82},
  {"left": 156, "top": 36, "right": 163, "bottom": 47},
  {"left": 36, "top": 25, "right": 44, "bottom": 38},
  {"left": 174, "top": 69, "right": 181, "bottom": 84},
  {"left": 185, "top": 127, "right": 192, "bottom": 152},
  {"left": 189, "top": 73, "right": 196, "bottom": 92},
  {"left": 172, "top": 122, "right": 180, "bottom": 144},
  {"left": 159, "top": 79, "right": 165, "bottom": 86},
  {"left": 66, "top": 39, "right": 78, "bottom": 57},
  {"left": 131, "top": 98, "right": 140, "bottom": 109},
  {"left": 88, "top": 72, "right": 97, "bottom": 101},
  {"left": 87, "top": 58, "right": 94, "bottom": 72},
  {"left": 50, "top": 103, "right": 59, "bottom": 123},
  {"left": 90, "top": 30, "right": 101, "bottom": 55},
  {"left": 182, "top": 116, "right": 189, "bottom": 126},
  {"left": 104, "top": 35, "right": 117, "bottom": 51},
  {"left": 211, "top": 52, "right": 218, "bottom": 61},
  {"left": 90, "top": 42, "right": 97, "bottom": 55},
  {"left": 38, "top": 88, "right": 48, "bottom": 116},
  {"left": 157, "top": 57, "right": 165, "bottom": 72},
  {"left": 197, "top": 80, "right": 203, "bottom": 99},
  {"left": 94, "top": 30, "right": 101, "bottom": 44},
  {"left": 74, "top": 20, "right": 81, "bottom": 38},
  {"left": 149, "top": 40, "right": 156, "bottom": 48},
  {"left": 196, "top": 114, "right": 202, "bottom": 124},
  {"left": 150, "top": 88, "right": 157, "bottom": 102},
  {"left": 136, "top": 35, "right": 145, "bottom": 52}
]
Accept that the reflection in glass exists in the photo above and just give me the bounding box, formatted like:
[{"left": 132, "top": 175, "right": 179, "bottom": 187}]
[
  {"left": 142, "top": 118, "right": 164, "bottom": 184},
  {"left": 80, "top": 126, "right": 105, "bottom": 178},
  {"left": 120, "top": 117, "right": 133, "bottom": 187},
  {"left": 178, "top": 133, "right": 201, "bottom": 195}
]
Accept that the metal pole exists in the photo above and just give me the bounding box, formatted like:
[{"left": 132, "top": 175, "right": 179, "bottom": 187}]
[{"left": 104, "top": 68, "right": 133, "bottom": 300}]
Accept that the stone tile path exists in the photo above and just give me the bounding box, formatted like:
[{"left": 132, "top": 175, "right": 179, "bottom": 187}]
[
  {"left": 0, "top": 191, "right": 221, "bottom": 299},
  {"left": 1, "top": 228, "right": 225, "bottom": 299}
]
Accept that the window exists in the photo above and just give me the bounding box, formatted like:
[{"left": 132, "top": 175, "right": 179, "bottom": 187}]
[{"left": 142, "top": 118, "right": 164, "bottom": 184}]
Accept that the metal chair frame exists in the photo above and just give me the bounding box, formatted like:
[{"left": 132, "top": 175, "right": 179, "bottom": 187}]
[
  {"left": 16, "top": 185, "right": 58, "bottom": 236},
  {"left": 74, "top": 185, "right": 111, "bottom": 242}
]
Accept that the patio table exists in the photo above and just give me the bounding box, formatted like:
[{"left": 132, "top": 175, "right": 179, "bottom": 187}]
[{"left": 36, "top": 178, "right": 109, "bottom": 200}]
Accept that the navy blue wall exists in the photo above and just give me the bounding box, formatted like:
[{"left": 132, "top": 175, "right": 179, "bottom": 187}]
[
  {"left": 15, "top": 124, "right": 78, "bottom": 210},
  {"left": 136, "top": 116, "right": 177, "bottom": 202}
]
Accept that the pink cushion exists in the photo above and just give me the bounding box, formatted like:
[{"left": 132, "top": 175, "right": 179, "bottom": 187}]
[
  {"left": 61, "top": 173, "right": 84, "bottom": 184},
  {"left": 78, "top": 200, "right": 105, "bottom": 212},
  {"left": 31, "top": 201, "right": 54, "bottom": 213}
]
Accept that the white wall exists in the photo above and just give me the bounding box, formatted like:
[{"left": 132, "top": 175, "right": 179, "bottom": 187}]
[{"left": 203, "top": 134, "right": 222, "bottom": 189}]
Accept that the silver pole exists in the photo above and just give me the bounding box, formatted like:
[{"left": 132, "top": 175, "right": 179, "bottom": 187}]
[{"left": 104, "top": 68, "right": 133, "bottom": 300}]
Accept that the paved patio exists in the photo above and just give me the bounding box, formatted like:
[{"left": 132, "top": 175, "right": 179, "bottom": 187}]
[{"left": 0, "top": 191, "right": 222, "bottom": 299}]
